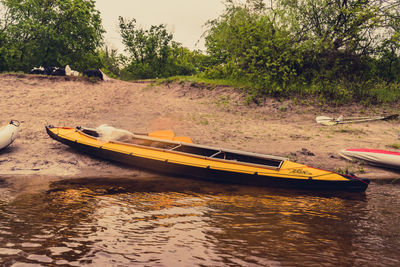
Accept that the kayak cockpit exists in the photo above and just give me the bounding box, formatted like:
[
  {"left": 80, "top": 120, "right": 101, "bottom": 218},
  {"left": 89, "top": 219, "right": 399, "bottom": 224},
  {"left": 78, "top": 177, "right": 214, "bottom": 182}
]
[{"left": 77, "top": 126, "right": 285, "bottom": 169}]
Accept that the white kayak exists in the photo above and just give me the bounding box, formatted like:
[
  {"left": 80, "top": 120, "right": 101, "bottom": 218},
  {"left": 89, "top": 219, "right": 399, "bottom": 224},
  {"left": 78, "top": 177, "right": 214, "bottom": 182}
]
[
  {"left": 0, "top": 120, "right": 20, "bottom": 150},
  {"left": 339, "top": 148, "right": 400, "bottom": 169}
]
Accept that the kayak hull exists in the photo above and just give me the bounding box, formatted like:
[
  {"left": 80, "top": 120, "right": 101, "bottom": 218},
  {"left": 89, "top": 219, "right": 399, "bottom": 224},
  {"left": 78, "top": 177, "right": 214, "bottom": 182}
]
[
  {"left": 339, "top": 148, "right": 400, "bottom": 170},
  {"left": 0, "top": 120, "right": 20, "bottom": 150},
  {"left": 46, "top": 126, "right": 370, "bottom": 192}
]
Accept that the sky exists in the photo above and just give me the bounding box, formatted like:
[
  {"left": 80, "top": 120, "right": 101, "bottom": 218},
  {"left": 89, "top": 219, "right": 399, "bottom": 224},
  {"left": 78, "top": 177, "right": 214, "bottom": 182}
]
[{"left": 95, "top": 0, "right": 226, "bottom": 52}]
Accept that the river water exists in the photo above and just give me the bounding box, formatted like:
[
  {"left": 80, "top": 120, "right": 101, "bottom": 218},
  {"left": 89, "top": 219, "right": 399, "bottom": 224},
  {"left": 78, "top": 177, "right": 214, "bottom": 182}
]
[{"left": 0, "top": 176, "right": 399, "bottom": 266}]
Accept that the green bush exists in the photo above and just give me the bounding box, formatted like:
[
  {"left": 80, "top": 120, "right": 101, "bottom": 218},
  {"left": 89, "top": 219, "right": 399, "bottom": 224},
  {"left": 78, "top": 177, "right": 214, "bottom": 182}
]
[
  {"left": 0, "top": 0, "right": 104, "bottom": 72},
  {"left": 202, "top": 0, "right": 400, "bottom": 104},
  {"left": 118, "top": 17, "right": 203, "bottom": 79}
]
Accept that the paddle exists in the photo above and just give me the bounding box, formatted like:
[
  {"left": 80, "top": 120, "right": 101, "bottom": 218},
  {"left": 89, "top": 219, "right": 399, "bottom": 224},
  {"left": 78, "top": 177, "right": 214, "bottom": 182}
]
[
  {"left": 316, "top": 114, "right": 399, "bottom": 126},
  {"left": 148, "top": 130, "right": 175, "bottom": 140},
  {"left": 172, "top": 136, "right": 193, "bottom": 143},
  {"left": 143, "top": 130, "right": 193, "bottom": 143}
]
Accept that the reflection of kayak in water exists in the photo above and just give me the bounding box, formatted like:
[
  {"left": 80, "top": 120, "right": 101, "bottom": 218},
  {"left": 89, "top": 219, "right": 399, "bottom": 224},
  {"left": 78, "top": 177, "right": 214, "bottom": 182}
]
[
  {"left": 339, "top": 148, "right": 400, "bottom": 170},
  {"left": 46, "top": 125, "right": 370, "bottom": 192},
  {"left": 0, "top": 120, "right": 20, "bottom": 150}
]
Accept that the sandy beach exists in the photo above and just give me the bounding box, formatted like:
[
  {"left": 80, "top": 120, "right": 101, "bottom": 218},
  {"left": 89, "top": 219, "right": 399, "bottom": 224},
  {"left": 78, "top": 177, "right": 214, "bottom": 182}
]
[{"left": 1, "top": 73, "right": 400, "bottom": 182}]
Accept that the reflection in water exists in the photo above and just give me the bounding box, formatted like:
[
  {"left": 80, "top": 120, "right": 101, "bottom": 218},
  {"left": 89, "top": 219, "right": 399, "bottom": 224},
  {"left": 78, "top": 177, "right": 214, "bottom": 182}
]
[{"left": 0, "top": 177, "right": 399, "bottom": 266}]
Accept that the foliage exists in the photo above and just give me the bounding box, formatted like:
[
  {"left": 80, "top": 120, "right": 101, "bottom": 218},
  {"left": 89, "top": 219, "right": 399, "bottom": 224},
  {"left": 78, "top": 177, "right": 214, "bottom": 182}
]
[
  {"left": 202, "top": 0, "right": 400, "bottom": 104},
  {"left": 386, "top": 143, "right": 400, "bottom": 150},
  {"left": 98, "top": 46, "right": 124, "bottom": 78},
  {"left": 1, "top": 0, "right": 399, "bottom": 106},
  {"left": 0, "top": 0, "right": 104, "bottom": 72},
  {"left": 205, "top": 1, "right": 300, "bottom": 96},
  {"left": 119, "top": 16, "right": 202, "bottom": 79},
  {"left": 279, "top": 0, "right": 390, "bottom": 81}
]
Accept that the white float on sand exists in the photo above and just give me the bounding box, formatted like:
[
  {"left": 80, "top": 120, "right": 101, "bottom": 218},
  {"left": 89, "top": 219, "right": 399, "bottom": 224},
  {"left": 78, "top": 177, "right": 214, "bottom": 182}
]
[{"left": 0, "top": 120, "right": 20, "bottom": 150}]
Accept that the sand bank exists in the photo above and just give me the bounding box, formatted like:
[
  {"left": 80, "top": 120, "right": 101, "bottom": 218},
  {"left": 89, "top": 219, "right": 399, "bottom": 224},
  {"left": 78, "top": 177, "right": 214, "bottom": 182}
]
[{"left": 1, "top": 74, "right": 399, "bottom": 182}]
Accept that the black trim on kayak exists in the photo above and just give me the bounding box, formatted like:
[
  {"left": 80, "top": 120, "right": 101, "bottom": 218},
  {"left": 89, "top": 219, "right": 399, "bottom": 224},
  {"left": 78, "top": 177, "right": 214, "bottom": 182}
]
[{"left": 45, "top": 126, "right": 370, "bottom": 192}]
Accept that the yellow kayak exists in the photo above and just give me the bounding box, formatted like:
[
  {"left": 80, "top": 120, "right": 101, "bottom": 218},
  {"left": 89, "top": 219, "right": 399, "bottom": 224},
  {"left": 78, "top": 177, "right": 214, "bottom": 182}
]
[{"left": 45, "top": 125, "right": 369, "bottom": 191}]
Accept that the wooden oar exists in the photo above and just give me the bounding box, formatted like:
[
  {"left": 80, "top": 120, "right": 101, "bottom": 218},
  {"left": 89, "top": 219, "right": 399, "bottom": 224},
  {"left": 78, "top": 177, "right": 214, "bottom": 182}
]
[{"left": 316, "top": 114, "right": 398, "bottom": 126}]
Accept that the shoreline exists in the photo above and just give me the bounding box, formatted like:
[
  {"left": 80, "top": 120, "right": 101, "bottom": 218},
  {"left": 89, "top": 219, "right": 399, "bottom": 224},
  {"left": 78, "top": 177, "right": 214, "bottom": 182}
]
[
  {"left": 1, "top": 73, "right": 400, "bottom": 183},
  {"left": 1, "top": 171, "right": 399, "bottom": 183}
]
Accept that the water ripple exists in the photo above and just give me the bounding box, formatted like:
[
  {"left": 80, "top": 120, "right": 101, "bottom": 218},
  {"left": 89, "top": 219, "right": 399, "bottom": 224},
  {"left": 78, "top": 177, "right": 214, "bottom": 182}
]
[{"left": 0, "top": 178, "right": 399, "bottom": 266}]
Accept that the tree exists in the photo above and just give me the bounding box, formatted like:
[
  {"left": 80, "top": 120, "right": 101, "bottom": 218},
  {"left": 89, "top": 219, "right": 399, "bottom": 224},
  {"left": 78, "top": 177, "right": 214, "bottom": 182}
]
[
  {"left": 279, "top": 0, "right": 380, "bottom": 52},
  {"left": 119, "top": 16, "right": 172, "bottom": 78},
  {"left": 0, "top": 0, "right": 104, "bottom": 71},
  {"left": 276, "top": 0, "right": 400, "bottom": 80},
  {"left": 203, "top": 0, "right": 400, "bottom": 103},
  {"left": 376, "top": 0, "right": 400, "bottom": 81},
  {"left": 98, "top": 46, "right": 124, "bottom": 78},
  {"left": 204, "top": 0, "right": 297, "bottom": 90},
  {"left": 119, "top": 16, "right": 200, "bottom": 79}
]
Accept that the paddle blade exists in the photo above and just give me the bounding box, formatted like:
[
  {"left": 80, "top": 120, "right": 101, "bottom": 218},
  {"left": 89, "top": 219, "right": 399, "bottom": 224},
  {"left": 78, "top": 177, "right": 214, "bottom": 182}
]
[
  {"left": 148, "top": 130, "right": 193, "bottom": 143},
  {"left": 148, "top": 130, "right": 175, "bottom": 140},
  {"left": 316, "top": 116, "right": 337, "bottom": 126},
  {"left": 173, "top": 136, "right": 193, "bottom": 143}
]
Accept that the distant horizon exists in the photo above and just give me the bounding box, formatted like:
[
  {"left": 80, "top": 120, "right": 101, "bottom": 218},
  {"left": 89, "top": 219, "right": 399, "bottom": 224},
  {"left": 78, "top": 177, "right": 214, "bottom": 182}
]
[{"left": 95, "top": 0, "right": 226, "bottom": 52}]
